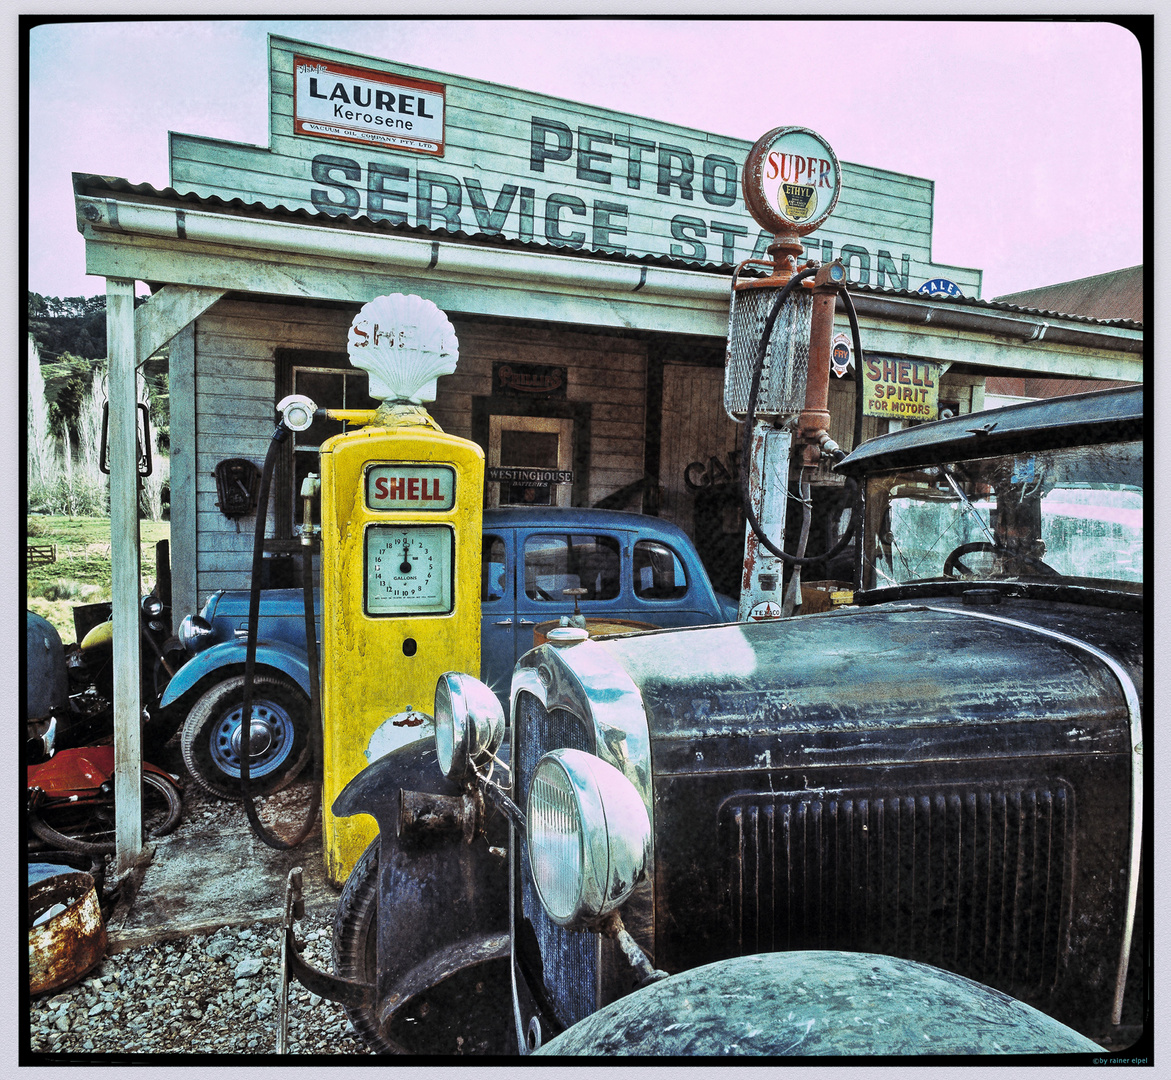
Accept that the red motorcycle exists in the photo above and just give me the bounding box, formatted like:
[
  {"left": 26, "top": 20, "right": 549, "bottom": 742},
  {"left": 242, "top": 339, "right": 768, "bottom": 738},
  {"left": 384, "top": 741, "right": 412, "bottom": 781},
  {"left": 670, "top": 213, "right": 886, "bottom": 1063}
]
[{"left": 27, "top": 745, "right": 183, "bottom": 856}]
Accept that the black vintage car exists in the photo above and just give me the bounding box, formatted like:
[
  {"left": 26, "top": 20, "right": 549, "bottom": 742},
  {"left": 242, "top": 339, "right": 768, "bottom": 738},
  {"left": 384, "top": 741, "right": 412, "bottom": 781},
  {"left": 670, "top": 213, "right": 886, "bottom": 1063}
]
[{"left": 290, "top": 384, "right": 1144, "bottom": 1055}]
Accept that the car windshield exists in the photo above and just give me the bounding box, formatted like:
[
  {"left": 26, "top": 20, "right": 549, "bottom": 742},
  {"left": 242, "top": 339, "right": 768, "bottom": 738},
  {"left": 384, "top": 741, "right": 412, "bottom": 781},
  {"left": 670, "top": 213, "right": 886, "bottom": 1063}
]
[{"left": 861, "top": 439, "right": 1143, "bottom": 591}]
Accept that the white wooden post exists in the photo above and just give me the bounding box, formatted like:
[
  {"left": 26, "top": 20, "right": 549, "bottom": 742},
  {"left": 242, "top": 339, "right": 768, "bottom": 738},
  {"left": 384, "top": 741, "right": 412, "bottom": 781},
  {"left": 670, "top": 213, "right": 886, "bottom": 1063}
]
[
  {"left": 168, "top": 323, "right": 197, "bottom": 621},
  {"left": 737, "top": 424, "right": 791, "bottom": 621},
  {"left": 107, "top": 277, "right": 143, "bottom": 871}
]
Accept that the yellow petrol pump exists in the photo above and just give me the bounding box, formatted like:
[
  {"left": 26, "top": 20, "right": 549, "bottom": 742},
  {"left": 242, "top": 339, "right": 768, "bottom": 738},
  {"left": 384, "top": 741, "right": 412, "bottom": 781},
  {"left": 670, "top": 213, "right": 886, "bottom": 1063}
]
[{"left": 316, "top": 294, "right": 483, "bottom": 885}]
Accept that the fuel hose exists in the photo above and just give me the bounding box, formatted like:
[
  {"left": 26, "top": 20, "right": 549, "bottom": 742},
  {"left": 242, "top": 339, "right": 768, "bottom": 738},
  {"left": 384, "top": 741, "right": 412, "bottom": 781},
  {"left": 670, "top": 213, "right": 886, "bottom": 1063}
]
[
  {"left": 238, "top": 423, "right": 322, "bottom": 849},
  {"left": 739, "top": 267, "right": 866, "bottom": 568}
]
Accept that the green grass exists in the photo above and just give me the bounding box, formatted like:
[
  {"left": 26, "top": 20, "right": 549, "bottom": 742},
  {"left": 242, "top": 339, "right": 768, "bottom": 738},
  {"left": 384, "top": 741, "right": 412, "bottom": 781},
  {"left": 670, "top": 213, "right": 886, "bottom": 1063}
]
[{"left": 26, "top": 516, "right": 170, "bottom": 642}]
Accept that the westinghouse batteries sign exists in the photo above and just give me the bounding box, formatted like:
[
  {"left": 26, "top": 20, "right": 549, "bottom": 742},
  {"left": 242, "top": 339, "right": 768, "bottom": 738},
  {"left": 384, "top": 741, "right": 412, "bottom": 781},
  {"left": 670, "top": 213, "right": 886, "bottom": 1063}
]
[
  {"left": 863, "top": 356, "right": 942, "bottom": 420},
  {"left": 168, "top": 38, "right": 982, "bottom": 293},
  {"left": 294, "top": 56, "right": 445, "bottom": 154}
]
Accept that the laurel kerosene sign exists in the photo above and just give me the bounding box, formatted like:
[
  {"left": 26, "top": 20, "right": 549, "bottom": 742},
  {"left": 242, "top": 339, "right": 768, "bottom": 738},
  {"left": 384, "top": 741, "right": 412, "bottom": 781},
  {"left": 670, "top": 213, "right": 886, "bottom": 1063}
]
[
  {"left": 167, "top": 36, "right": 982, "bottom": 295},
  {"left": 294, "top": 55, "right": 445, "bottom": 155}
]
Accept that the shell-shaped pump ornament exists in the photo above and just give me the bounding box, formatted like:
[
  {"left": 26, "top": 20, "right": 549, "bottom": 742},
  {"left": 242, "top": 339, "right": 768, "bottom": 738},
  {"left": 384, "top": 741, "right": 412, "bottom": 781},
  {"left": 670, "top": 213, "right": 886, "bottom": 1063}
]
[{"left": 347, "top": 293, "right": 459, "bottom": 404}]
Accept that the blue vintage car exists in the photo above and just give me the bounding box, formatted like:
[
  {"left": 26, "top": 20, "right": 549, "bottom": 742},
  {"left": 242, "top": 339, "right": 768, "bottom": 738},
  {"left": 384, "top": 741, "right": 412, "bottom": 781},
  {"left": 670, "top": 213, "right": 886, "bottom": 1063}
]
[{"left": 162, "top": 507, "right": 736, "bottom": 799}]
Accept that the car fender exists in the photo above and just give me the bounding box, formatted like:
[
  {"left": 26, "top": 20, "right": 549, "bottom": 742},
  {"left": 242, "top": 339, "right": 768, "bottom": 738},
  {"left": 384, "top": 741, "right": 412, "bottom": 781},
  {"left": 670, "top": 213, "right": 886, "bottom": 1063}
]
[
  {"left": 533, "top": 950, "right": 1102, "bottom": 1056},
  {"left": 158, "top": 639, "right": 310, "bottom": 708},
  {"left": 332, "top": 736, "right": 511, "bottom": 1028}
]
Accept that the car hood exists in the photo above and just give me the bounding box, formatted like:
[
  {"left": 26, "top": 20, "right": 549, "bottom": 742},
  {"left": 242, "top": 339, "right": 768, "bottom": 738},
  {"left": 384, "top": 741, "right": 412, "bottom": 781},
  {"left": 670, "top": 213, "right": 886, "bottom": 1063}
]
[
  {"left": 206, "top": 588, "right": 316, "bottom": 619},
  {"left": 596, "top": 597, "right": 1139, "bottom": 773}
]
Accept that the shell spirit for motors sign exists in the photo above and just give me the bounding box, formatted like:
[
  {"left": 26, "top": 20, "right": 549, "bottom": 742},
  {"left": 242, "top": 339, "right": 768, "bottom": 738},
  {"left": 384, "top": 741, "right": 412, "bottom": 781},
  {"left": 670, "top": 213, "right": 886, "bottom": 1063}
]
[
  {"left": 863, "top": 356, "right": 942, "bottom": 420},
  {"left": 294, "top": 55, "right": 445, "bottom": 155}
]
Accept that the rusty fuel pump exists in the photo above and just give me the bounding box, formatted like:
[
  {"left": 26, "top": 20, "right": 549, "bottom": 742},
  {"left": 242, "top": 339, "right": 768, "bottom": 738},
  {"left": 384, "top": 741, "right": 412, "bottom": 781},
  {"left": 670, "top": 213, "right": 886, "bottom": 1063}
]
[{"left": 726, "top": 126, "right": 865, "bottom": 619}]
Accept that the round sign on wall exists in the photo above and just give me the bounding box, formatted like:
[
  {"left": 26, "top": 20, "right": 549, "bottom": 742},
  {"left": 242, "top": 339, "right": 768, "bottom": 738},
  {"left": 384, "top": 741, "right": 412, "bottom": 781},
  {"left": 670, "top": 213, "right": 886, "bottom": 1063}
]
[
  {"left": 742, "top": 126, "right": 841, "bottom": 236},
  {"left": 917, "top": 277, "right": 964, "bottom": 298}
]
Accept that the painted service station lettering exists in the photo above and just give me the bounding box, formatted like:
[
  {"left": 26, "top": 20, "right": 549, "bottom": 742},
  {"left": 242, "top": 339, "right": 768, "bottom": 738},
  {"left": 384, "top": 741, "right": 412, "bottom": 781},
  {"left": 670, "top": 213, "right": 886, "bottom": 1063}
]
[{"left": 307, "top": 117, "right": 913, "bottom": 285}]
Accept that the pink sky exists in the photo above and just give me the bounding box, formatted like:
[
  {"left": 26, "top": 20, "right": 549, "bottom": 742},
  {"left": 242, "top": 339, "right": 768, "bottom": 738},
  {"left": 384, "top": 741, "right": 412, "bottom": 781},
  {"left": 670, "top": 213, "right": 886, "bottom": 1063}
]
[{"left": 26, "top": 17, "right": 1144, "bottom": 301}]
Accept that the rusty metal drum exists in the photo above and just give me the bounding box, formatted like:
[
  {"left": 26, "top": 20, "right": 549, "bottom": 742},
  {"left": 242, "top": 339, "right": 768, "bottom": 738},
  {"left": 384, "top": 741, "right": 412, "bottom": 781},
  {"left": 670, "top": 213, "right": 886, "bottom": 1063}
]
[{"left": 28, "top": 871, "right": 107, "bottom": 995}]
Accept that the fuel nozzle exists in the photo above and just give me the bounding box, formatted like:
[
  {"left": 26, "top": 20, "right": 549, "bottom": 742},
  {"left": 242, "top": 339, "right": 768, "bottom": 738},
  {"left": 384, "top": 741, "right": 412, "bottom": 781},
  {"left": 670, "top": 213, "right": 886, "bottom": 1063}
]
[
  {"left": 278, "top": 394, "right": 318, "bottom": 433},
  {"left": 796, "top": 259, "right": 847, "bottom": 465},
  {"left": 300, "top": 473, "right": 320, "bottom": 545}
]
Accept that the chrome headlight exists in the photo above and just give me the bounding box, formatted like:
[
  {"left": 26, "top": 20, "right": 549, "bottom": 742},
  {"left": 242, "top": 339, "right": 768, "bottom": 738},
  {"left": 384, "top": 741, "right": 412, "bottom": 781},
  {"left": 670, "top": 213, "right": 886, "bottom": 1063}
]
[
  {"left": 177, "top": 614, "right": 215, "bottom": 654},
  {"left": 141, "top": 594, "right": 164, "bottom": 619},
  {"left": 526, "top": 748, "right": 651, "bottom": 930},
  {"left": 433, "top": 672, "right": 505, "bottom": 781}
]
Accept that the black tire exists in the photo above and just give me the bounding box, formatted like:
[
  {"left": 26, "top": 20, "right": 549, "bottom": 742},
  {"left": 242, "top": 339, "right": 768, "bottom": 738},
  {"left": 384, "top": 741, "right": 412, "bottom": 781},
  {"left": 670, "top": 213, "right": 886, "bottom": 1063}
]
[
  {"left": 180, "top": 673, "right": 311, "bottom": 801},
  {"left": 29, "top": 771, "right": 184, "bottom": 855},
  {"left": 331, "top": 839, "right": 516, "bottom": 1055},
  {"left": 332, "top": 839, "right": 397, "bottom": 1053}
]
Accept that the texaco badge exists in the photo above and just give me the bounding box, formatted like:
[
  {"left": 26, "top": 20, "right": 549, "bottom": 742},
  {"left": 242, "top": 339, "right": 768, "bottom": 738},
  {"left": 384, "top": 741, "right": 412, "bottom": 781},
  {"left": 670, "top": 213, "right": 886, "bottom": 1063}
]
[{"left": 748, "top": 600, "right": 784, "bottom": 621}]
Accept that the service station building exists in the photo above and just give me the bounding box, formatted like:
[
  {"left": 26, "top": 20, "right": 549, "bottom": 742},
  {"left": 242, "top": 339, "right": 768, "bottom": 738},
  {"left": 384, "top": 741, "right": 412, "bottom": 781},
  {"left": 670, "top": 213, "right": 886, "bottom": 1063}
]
[{"left": 75, "top": 34, "right": 1143, "bottom": 624}]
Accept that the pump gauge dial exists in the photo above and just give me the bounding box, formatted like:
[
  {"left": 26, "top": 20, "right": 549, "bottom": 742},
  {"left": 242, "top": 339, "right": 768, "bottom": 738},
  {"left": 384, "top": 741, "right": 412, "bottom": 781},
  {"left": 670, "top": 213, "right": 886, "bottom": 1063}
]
[{"left": 365, "top": 525, "right": 453, "bottom": 615}]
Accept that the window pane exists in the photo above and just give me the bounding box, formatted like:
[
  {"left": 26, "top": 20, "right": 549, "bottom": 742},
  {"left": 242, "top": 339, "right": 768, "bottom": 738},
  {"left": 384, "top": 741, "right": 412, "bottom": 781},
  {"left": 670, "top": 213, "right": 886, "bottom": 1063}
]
[
  {"left": 482, "top": 535, "right": 507, "bottom": 602},
  {"left": 864, "top": 441, "right": 1143, "bottom": 588},
  {"left": 524, "top": 534, "right": 620, "bottom": 601},
  {"left": 633, "top": 540, "right": 688, "bottom": 600},
  {"left": 499, "top": 428, "right": 559, "bottom": 505},
  {"left": 501, "top": 429, "right": 559, "bottom": 467},
  {"left": 344, "top": 371, "right": 381, "bottom": 413}
]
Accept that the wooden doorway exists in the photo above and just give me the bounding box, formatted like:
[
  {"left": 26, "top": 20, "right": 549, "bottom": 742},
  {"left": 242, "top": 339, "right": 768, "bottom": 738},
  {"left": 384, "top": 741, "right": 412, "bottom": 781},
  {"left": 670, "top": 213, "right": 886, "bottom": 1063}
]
[{"left": 487, "top": 414, "right": 575, "bottom": 508}]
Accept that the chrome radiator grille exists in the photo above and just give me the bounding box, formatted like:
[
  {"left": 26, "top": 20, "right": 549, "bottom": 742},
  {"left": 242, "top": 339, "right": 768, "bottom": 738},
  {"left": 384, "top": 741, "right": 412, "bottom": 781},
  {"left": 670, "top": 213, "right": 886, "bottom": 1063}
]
[
  {"left": 514, "top": 691, "right": 597, "bottom": 1027},
  {"left": 720, "top": 784, "right": 1074, "bottom": 996}
]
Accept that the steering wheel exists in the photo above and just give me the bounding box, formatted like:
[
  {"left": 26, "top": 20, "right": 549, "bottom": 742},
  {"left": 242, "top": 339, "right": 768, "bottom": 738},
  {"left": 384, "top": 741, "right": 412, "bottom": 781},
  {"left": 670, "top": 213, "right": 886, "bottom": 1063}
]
[{"left": 942, "top": 541, "right": 1059, "bottom": 579}]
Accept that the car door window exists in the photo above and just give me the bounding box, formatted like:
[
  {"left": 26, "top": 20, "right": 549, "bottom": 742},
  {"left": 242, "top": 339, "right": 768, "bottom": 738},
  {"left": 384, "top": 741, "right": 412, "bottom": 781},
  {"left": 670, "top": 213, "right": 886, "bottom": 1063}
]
[
  {"left": 632, "top": 540, "right": 689, "bottom": 600},
  {"left": 482, "top": 535, "right": 508, "bottom": 601},
  {"left": 524, "top": 535, "right": 621, "bottom": 602}
]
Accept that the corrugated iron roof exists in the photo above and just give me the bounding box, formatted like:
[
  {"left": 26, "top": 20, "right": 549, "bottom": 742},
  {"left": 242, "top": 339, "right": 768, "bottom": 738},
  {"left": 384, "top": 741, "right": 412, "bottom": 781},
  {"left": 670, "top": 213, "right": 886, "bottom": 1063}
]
[
  {"left": 74, "top": 173, "right": 1142, "bottom": 331},
  {"left": 993, "top": 265, "right": 1143, "bottom": 324}
]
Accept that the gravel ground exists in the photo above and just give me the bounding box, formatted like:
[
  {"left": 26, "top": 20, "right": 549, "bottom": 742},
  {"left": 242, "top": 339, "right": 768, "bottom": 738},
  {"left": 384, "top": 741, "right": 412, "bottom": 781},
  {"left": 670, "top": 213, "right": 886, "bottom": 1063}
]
[
  {"left": 29, "top": 915, "right": 375, "bottom": 1056},
  {"left": 28, "top": 761, "right": 375, "bottom": 1057}
]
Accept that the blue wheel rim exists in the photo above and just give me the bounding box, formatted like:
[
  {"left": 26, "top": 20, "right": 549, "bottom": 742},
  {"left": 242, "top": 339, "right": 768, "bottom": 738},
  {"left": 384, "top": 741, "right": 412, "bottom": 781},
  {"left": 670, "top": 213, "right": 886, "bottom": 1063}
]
[{"left": 209, "top": 698, "right": 295, "bottom": 780}]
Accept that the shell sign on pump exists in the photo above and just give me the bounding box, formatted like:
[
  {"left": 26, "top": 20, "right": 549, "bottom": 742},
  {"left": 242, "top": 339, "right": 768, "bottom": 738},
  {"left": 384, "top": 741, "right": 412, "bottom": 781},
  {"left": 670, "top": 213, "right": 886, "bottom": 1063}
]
[{"left": 863, "top": 357, "right": 942, "bottom": 420}]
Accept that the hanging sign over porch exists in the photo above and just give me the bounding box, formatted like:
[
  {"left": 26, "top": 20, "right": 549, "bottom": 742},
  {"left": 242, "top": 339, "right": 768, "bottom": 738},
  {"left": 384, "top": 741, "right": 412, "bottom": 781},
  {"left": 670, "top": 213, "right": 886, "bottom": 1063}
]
[{"left": 862, "top": 356, "right": 942, "bottom": 420}]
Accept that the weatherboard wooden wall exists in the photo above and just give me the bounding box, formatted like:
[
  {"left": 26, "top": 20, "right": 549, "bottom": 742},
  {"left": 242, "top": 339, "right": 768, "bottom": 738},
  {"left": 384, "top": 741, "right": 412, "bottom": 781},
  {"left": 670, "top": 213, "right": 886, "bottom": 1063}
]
[
  {"left": 168, "top": 35, "right": 983, "bottom": 297},
  {"left": 191, "top": 300, "right": 352, "bottom": 599},
  {"left": 188, "top": 299, "right": 647, "bottom": 601},
  {"left": 430, "top": 320, "right": 647, "bottom": 509}
]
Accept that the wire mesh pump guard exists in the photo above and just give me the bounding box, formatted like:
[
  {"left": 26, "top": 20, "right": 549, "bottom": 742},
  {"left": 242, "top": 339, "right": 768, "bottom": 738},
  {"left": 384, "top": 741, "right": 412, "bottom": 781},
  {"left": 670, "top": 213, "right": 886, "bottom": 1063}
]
[{"left": 735, "top": 261, "right": 864, "bottom": 569}]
